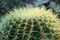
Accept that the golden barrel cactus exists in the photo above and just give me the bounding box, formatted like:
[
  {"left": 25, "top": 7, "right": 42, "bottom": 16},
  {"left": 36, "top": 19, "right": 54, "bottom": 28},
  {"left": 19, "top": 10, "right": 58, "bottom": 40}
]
[{"left": 0, "top": 7, "right": 60, "bottom": 40}]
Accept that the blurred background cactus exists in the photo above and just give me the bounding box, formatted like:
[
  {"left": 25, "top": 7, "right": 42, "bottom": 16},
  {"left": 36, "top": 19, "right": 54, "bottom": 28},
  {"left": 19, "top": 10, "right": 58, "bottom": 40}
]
[
  {"left": 0, "top": 7, "right": 60, "bottom": 40},
  {"left": 0, "top": 0, "right": 60, "bottom": 15}
]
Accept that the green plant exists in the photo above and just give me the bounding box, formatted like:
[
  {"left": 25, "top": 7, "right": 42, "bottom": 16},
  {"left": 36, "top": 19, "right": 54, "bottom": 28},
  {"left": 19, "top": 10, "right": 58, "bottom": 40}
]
[
  {"left": 0, "top": 7, "right": 60, "bottom": 40},
  {"left": 0, "top": 0, "right": 10, "bottom": 14}
]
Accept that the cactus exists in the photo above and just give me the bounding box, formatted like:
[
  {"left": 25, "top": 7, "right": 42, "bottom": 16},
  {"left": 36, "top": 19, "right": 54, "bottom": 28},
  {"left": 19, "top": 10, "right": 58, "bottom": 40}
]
[{"left": 0, "top": 7, "right": 60, "bottom": 40}]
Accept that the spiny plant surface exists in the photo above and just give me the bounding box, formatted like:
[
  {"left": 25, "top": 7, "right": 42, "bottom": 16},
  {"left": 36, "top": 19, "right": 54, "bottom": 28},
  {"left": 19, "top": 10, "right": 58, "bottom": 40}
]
[{"left": 0, "top": 7, "right": 60, "bottom": 40}]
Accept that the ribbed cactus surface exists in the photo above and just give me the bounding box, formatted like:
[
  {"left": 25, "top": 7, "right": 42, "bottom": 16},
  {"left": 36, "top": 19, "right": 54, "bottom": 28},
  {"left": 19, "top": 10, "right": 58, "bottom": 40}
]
[{"left": 0, "top": 7, "right": 60, "bottom": 40}]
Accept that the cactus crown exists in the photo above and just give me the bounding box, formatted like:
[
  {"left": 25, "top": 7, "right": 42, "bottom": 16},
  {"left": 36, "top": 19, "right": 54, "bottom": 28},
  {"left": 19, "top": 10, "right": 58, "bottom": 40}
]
[
  {"left": 7, "top": 7, "right": 56, "bottom": 19},
  {"left": 0, "top": 7, "right": 60, "bottom": 28},
  {"left": 0, "top": 7, "right": 60, "bottom": 40}
]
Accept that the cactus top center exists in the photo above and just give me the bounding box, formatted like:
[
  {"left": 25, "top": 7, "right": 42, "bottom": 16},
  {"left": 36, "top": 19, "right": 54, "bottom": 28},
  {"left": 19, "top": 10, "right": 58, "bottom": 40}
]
[{"left": 8, "top": 7, "right": 56, "bottom": 20}]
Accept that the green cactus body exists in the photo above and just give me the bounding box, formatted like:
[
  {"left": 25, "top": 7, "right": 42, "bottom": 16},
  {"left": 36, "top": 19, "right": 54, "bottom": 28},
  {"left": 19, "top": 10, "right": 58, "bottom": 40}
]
[{"left": 0, "top": 7, "right": 60, "bottom": 40}]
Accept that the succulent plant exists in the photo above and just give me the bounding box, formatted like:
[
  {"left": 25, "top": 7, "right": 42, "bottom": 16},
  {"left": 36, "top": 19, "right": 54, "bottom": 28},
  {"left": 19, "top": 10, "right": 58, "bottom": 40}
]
[
  {"left": 26, "top": 0, "right": 49, "bottom": 7},
  {"left": 0, "top": 7, "right": 60, "bottom": 40},
  {"left": 49, "top": 2, "right": 60, "bottom": 13}
]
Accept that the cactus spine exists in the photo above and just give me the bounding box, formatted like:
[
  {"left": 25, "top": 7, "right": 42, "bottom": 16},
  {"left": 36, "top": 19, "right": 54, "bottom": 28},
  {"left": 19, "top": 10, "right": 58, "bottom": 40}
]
[{"left": 0, "top": 7, "right": 60, "bottom": 40}]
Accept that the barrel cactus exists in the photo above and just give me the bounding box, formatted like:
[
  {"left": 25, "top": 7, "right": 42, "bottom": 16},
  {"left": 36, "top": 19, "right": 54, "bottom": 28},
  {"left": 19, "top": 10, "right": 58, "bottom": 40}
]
[{"left": 0, "top": 7, "right": 60, "bottom": 40}]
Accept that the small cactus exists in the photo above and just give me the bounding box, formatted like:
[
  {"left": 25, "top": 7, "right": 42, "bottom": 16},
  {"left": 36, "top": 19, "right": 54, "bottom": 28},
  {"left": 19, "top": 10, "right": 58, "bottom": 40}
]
[{"left": 0, "top": 7, "right": 60, "bottom": 40}]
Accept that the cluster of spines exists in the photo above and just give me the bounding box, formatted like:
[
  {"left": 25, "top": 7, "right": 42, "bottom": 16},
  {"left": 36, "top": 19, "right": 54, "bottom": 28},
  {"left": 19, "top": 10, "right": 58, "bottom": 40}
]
[
  {"left": 2, "top": 18, "right": 52, "bottom": 40},
  {"left": 0, "top": 7, "right": 60, "bottom": 40}
]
